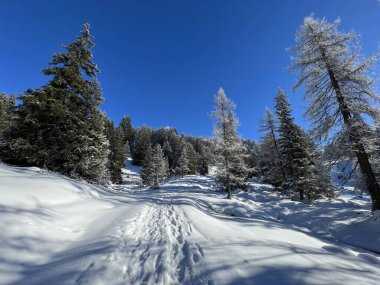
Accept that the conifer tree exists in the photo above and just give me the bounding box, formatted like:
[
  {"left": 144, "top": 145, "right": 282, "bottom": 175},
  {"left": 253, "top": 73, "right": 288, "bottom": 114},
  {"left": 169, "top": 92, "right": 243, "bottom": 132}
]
[
  {"left": 197, "top": 144, "right": 209, "bottom": 176},
  {"left": 119, "top": 116, "right": 134, "bottom": 148},
  {"left": 109, "top": 127, "right": 126, "bottom": 184},
  {"left": 275, "top": 88, "right": 297, "bottom": 181},
  {"left": 0, "top": 94, "right": 8, "bottom": 133},
  {"left": 275, "top": 88, "right": 334, "bottom": 200},
  {"left": 291, "top": 15, "right": 380, "bottom": 209},
  {"left": 162, "top": 140, "right": 173, "bottom": 168},
  {"left": 132, "top": 126, "right": 152, "bottom": 166},
  {"left": 259, "top": 106, "right": 286, "bottom": 184},
  {"left": 0, "top": 24, "right": 109, "bottom": 183},
  {"left": 141, "top": 144, "right": 166, "bottom": 188},
  {"left": 125, "top": 141, "right": 131, "bottom": 159},
  {"left": 176, "top": 143, "right": 189, "bottom": 177},
  {"left": 211, "top": 88, "right": 249, "bottom": 199},
  {"left": 187, "top": 142, "right": 198, "bottom": 174},
  {"left": 141, "top": 145, "right": 154, "bottom": 186}
]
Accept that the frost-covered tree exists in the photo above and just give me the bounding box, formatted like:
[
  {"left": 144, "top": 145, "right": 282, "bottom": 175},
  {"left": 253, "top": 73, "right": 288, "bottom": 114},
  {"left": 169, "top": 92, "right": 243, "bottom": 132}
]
[
  {"left": 275, "top": 88, "right": 297, "bottom": 180},
  {"left": 132, "top": 126, "right": 152, "bottom": 166},
  {"left": 290, "top": 15, "right": 380, "bottom": 209},
  {"left": 109, "top": 126, "right": 126, "bottom": 184},
  {"left": 0, "top": 93, "right": 16, "bottom": 134},
  {"left": 275, "top": 88, "right": 333, "bottom": 200},
  {"left": 125, "top": 141, "right": 131, "bottom": 159},
  {"left": 119, "top": 116, "right": 134, "bottom": 148},
  {"left": 211, "top": 88, "right": 249, "bottom": 199},
  {"left": 162, "top": 140, "right": 173, "bottom": 169},
  {"left": 197, "top": 144, "right": 209, "bottom": 175},
  {"left": 176, "top": 142, "right": 189, "bottom": 177},
  {"left": 0, "top": 24, "right": 109, "bottom": 183},
  {"left": 259, "top": 106, "right": 285, "bottom": 185},
  {"left": 141, "top": 144, "right": 166, "bottom": 188},
  {"left": 187, "top": 142, "right": 198, "bottom": 175}
]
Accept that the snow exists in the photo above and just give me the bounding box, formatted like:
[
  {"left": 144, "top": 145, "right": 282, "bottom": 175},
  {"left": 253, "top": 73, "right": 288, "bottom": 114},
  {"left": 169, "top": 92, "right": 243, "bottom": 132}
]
[{"left": 1, "top": 163, "right": 380, "bottom": 285}]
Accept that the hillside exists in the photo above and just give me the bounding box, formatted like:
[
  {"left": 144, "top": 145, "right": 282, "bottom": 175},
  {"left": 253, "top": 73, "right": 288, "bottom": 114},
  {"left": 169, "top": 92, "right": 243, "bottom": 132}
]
[{"left": 0, "top": 163, "right": 380, "bottom": 285}]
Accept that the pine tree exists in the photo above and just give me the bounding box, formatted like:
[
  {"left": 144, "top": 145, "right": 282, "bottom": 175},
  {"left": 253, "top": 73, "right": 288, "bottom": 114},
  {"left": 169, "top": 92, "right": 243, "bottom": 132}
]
[
  {"left": 275, "top": 88, "right": 334, "bottom": 200},
  {"left": 132, "top": 126, "right": 152, "bottom": 166},
  {"left": 186, "top": 142, "right": 198, "bottom": 174},
  {"left": 176, "top": 142, "right": 189, "bottom": 177},
  {"left": 119, "top": 116, "right": 134, "bottom": 148},
  {"left": 291, "top": 15, "right": 380, "bottom": 209},
  {"left": 141, "top": 145, "right": 154, "bottom": 186},
  {"left": 109, "top": 126, "right": 126, "bottom": 184},
  {"left": 0, "top": 94, "right": 8, "bottom": 133},
  {"left": 211, "top": 88, "right": 249, "bottom": 199},
  {"left": 0, "top": 24, "right": 109, "bottom": 183},
  {"left": 125, "top": 141, "right": 131, "bottom": 159},
  {"left": 259, "top": 106, "right": 286, "bottom": 184},
  {"left": 162, "top": 140, "right": 173, "bottom": 169},
  {"left": 197, "top": 144, "right": 209, "bottom": 175},
  {"left": 141, "top": 144, "right": 166, "bottom": 188}
]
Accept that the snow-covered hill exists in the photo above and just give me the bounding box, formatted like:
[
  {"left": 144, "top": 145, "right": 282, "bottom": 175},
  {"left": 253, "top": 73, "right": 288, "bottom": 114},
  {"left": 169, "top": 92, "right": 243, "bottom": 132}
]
[{"left": 1, "top": 163, "right": 380, "bottom": 285}]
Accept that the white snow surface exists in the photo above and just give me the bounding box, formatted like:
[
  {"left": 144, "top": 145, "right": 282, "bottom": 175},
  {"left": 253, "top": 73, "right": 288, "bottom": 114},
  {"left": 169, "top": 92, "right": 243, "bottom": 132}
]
[{"left": 1, "top": 163, "right": 380, "bottom": 285}]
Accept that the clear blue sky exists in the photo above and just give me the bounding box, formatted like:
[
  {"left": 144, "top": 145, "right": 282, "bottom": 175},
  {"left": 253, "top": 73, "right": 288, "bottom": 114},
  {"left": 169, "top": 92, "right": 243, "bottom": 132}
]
[{"left": 1, "top": 0, "right": 379, "bottom": 140}]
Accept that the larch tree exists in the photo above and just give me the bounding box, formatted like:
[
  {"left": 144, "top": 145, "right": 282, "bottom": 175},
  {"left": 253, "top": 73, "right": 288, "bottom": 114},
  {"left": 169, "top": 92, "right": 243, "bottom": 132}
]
[
  {"left": 290, "top": 15, "right": 380, "bottom": 209},
  {"left": 211, "top": 88, "right": 249, "bottom": 199}
]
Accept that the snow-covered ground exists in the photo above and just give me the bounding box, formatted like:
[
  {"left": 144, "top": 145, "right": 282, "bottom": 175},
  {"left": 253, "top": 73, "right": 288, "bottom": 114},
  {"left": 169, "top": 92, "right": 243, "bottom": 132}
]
[{"left": 1, "top": 163, "right": 380, "bottom": 285}]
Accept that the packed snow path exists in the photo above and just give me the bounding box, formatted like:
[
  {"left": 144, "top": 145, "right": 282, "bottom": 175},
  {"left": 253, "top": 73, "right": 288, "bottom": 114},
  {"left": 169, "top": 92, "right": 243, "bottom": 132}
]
[{"left": 1, "top": 164, "right": 380, "bottom": 285}]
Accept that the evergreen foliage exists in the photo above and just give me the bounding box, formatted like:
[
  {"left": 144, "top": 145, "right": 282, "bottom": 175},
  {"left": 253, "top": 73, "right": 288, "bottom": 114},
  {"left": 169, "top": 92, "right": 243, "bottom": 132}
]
[
  {"left": 141, "top": 144, "right": 167, "bottom": 188},
  {"left": 0, "top": 24, "right": 109, "bottom": 183},
  {"left": 132, "top": 126, "right": 152, "bottom": 166}
]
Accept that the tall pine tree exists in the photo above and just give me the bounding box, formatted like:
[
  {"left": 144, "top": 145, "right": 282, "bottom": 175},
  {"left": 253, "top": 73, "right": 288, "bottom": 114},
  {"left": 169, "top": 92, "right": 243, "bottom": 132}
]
[{"left": 0, "top": 24, "right": 109, "bottom": 183}]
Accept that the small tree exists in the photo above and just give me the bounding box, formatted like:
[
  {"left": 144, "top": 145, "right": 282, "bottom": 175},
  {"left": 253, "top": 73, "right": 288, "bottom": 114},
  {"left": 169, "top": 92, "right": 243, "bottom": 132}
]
[
  {"left": 132, "top": 126, "right": 152, "bottom": 166},
  {"left": 141, "top": 144, "right": 166, "bottom": 188},
  {"left": 176, "top": 144, "right": 189, "bottom": 177},
  {"left": 211, "top": 88, "right": 249, "bottom": 199}
]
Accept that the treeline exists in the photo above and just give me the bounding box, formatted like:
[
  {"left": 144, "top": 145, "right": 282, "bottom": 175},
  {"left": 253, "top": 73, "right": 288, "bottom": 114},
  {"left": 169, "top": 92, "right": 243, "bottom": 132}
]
[{"left": 1, "top": 15, "right": 380, "bottom": 210}]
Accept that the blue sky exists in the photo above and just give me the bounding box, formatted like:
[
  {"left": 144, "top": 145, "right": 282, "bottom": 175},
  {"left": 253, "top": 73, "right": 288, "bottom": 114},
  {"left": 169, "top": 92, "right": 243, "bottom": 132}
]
[{"left": 1, "top": 0, "right": 379, "bottom": 140}]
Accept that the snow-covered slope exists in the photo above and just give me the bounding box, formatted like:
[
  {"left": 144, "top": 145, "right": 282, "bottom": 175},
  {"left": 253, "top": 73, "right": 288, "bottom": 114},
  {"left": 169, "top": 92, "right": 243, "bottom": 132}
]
[{"left": 1, "top": 164, "right": 380, "bottom": 285}]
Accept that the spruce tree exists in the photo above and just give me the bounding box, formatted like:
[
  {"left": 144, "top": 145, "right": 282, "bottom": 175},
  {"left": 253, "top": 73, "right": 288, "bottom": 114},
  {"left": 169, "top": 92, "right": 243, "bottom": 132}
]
[
  {"left": 119, "top": 116, "right": 134, "bottom": 148},
  {"left": 186, "top": 142, "right": 198, "bottom": 175},
  {"left": 109, "top": 126, "right": 126, "bottom": 184},
  {"left": 0, "top": 24, "right": 109, "bottom": 183},
  {"left": 141, "top": 145, "right": 154, "bottom": 186},
  {"left": 275, "top": 88, "right": 334, "bottom": 200},
  {"left": 132, "top": 126, "right": 152, "bottom": 166},
  {"left": 291, "top": 15, "right": 380, "bottom": 209},
  {"left": 176, "top": 143, "right": 189, "bottom": 177},
  {"left": 0, "top": 94, "right": 8, "bottom": 133},
  {"left": 211, "top": 88, "right": 249, "bottom": 199},
  {"left": 141, "top": 144, "right": 166, "bottom": 188},
  {"left": 259, "top": 106, "right": 286, "bottom": 184}
]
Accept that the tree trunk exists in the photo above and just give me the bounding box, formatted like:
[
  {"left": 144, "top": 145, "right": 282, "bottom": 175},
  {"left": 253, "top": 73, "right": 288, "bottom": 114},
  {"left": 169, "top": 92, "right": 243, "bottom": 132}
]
[
  {"left": 226, "top": 177, "right": 232, "bottom": 199},
  {"left": 270, "top": 128, "right": 287, "bottom": 181},
  {"left": 322, "top": 49, "right": 380, "bottom": 210}
]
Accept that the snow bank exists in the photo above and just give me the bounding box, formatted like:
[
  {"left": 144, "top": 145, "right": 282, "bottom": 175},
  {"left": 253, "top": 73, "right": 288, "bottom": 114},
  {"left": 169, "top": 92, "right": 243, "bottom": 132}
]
[{"left": 0, "top": 164, "right": 116, "bottom": 284}]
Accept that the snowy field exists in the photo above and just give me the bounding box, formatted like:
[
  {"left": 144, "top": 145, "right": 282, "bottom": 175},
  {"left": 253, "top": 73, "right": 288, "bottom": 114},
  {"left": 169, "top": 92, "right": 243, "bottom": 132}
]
[{"left": 1, "top": 163, "right": 380, "bottom": 285}]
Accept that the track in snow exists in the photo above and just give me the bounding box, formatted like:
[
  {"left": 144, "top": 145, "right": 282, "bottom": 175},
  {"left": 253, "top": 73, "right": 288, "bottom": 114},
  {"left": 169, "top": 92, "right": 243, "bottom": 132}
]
[{"left": 114, "top": 203, "right": 214, "bottom": 285}]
